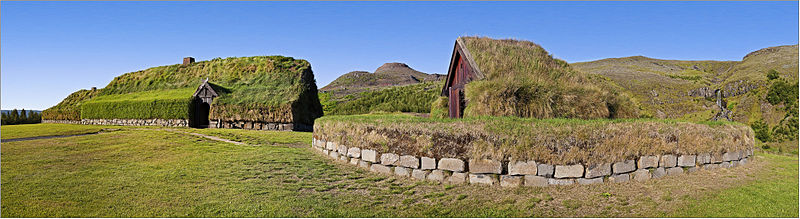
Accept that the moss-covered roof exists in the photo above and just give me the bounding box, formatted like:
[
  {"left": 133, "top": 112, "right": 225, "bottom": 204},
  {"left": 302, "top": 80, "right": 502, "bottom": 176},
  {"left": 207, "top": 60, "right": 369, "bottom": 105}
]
[
  {"left": 452, "top": 36, "right": 638, "bottom": 119},
  {"left": 459, "top": 36, "right": 575, "bottom": 83},
  {"left": 45, "top": 56, "right": 323, "bottom": 124}
]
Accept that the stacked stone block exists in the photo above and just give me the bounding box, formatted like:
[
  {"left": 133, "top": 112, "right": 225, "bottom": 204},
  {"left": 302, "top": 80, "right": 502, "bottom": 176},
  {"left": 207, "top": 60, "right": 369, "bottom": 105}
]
[{"left": 310, "top": 137, "right": 754, "bottom": 188}]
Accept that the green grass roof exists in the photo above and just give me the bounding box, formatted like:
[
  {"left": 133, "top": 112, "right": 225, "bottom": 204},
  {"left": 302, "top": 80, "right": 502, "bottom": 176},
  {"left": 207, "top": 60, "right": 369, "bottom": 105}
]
[{"left": 45, "top": 56, "right": 323, "bottom": 124}]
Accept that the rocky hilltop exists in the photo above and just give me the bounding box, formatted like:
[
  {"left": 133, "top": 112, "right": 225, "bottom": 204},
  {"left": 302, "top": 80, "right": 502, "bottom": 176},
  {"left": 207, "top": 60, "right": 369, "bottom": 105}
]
[{"left": 321, "top": 62, "right": 444, "bottom": 97}]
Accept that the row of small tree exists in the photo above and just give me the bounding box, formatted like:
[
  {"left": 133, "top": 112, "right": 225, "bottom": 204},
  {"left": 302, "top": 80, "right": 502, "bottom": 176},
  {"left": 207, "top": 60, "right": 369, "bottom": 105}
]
[{"left": 1, "top": 109, "right": 42, "bottom": 125}]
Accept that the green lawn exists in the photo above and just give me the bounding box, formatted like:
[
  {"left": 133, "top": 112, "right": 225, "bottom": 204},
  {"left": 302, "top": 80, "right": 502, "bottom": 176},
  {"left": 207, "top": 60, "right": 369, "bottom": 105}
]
[
  {"left": 1, "top": 124, "right": 797, "bottom": 217},
  {"left": 670, "top": 152, "right": 799, "bottom": 217},
  {"left": 0, "top": 123, "right": 113, "bottom": 140}
]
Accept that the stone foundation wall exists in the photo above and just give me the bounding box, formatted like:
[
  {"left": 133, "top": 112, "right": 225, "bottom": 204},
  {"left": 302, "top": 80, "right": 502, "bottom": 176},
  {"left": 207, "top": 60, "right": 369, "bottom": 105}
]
[
  {"left": 311, "top": 137, "right": 754, "bottom": 187},
  {"left": 44, "top": 119, "right": 190, "bottom": 127},
  {"left": 81, "top": 119, "right": 189, "bottom": 127},
  {"left": 213, "top": 120, "right": 313, "bottom": 132}
]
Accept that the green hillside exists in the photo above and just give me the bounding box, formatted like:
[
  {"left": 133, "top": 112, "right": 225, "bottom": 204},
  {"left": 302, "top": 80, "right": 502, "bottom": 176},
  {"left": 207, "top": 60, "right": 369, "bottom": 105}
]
[
  {"left": 44, "top": 56, "right": 323, "bottom": 125},
  {"left": 573, "top": 44, "right": 799, "bottom": 153},
  {"left": 320, "top": 62, "right": 444, "bottom": 97},
  {"left": 320, "top": 63, "right": 445, "bottom": 115},
  {"left": 320, "top": 81, "right": 443, "bottom": 115}
]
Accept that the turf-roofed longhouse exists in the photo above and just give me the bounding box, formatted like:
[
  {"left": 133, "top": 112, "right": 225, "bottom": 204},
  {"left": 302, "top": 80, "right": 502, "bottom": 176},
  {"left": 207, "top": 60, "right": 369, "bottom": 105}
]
[
  {"left": 437, "top": 36, "right": 639, "bottom": 119},
  {"left": 42, "top": 56, "right": 324, "bottom": 131}
]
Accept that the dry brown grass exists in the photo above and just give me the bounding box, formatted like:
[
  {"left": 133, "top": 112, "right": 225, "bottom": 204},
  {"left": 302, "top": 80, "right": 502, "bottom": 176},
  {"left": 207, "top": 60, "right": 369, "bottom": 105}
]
[
  {"left": 457, "top": 36, "right": 638, "bottom": 119},
  {"left": 314, "top": 114, "right": 754, "bottom": 165}
]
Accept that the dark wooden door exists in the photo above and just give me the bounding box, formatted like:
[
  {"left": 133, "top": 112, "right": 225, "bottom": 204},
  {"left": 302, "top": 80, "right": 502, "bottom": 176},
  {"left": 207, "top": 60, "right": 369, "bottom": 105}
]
[{"left": 449, "top": 87, "right": 462, "bottom": 118}]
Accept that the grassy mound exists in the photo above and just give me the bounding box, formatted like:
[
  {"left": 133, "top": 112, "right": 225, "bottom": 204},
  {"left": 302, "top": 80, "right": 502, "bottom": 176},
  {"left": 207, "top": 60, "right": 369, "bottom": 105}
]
[
  {"left": 42, "top": 89, "right": 101, "bottom": 120},
  {"left": 44, "top": 56, "right": 323, "bottom": 124},
  {"left": 457, "top": 37, "right": 638, "bottom": 119},
  {"left": 314, "top": 114, "right": 754, "bottom": 165}
]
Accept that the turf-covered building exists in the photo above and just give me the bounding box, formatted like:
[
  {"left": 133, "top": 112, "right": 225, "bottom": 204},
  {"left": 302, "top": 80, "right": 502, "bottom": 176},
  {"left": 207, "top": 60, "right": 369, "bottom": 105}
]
[
  {"left": 43, "top": 56, "right": 324, "bottom": 131},
  {"left": 436, "top": 36, "right": 638, "bottom": 119}
]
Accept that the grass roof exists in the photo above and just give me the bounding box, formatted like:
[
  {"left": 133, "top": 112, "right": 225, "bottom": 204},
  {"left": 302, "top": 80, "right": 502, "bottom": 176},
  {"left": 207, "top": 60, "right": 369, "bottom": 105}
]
[
  {"left": 454, "top": 36, "right": 638, "bottom": 119},
  {"left": 45, "top": 56, "right": 323, "bottom": 124}
]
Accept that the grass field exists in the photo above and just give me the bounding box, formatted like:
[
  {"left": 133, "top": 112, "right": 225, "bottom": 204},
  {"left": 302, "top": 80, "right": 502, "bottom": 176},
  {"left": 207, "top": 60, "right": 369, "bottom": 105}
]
[
  {"left": 1, "top": 124, "right": 797, "bottom": 217},
  {"left": 0, "top": 123, "right": 115, "bottom": 140}
]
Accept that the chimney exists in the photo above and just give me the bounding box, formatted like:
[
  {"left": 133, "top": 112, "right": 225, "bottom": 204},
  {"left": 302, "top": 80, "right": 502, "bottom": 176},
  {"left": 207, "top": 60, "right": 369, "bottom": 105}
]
[
  {"left": 183, "top": 57, "right": 195, "bottom": 65},
  {"left": 91, "top": 87, "right": 97, "bottom": 91}
]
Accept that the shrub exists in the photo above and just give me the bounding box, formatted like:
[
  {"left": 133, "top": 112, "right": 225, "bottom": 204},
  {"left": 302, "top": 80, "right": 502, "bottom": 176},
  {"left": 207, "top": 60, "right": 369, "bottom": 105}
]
[
  {"left": 767, "top": 69, "right": 780, "bottom": 80},
  {"left": 766, "top": 80, "right": 798, "bottom": 106},
  {"left": 751, "top": 120, "right": 772, "bottom": 142}
]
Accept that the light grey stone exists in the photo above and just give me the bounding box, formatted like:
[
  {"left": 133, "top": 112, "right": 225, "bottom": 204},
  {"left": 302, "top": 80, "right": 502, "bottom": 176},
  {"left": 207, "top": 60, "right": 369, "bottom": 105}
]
[
  {"left": 322, "top": 149, "right": 329, "bottom": 155},
  {"left": 609, "top": 174, "right": 630, "bottom": 183},
  {"left": 524, "top": 175, "right": 549, "bottom": 187},
  {"left": 697, "top": 153, "right": 711, "bottom": 164},
  {"left": 537, "top": 164, "right": 555, "bottom": 177},
  {"left": 337, "top": 144, "right": 347, "bottom": 154},
  {"left": 359, "top": 160, "right": 371, "bottom": 169},
  {"left": 652, "top": 167, "right": 667, "bottom": 178},
  {"left": 349, "top": 158, "right": 360, "bottom": 165},
  {"left": 554, "top": 164, "right": 584, "bottom": 178},
  {"left": 325, "top": 141, "right": 336, "bottom": 151},
  {"left": 677, "top": 155, "right": 696, "bottom": 167},
  {"left": 329, "top": 151, "right": 339, "bottom": 159},
  {"left": 722, "top": 152, "right": 736, "bottom": 161},
  {"left": 361, "top": 149, "right": 379, "bottom": 163},
  {"left": 398, "top": 155, "right": 420, "bottom": 168},
  {"left": 703, "top": 163, "right": 719, "bottom": 170},
  {"left": 339, "top": 155, "right": 349, "bottom": 162},
  {"left": 411, "top": 169, "right": 430, "bottom": 180},
  {"left": 730, "top": 160, "right": 739, "bottom": 167},
  {"left": 711, "top": 153, "right": 724, "bottom": 163},
  {"left": 394, "top": 166, "right": 411, "bottom": 177},
  {"left": 585, "top": 163, "right": 611, "bottom": 178},
  {"left": 370, "top": 164, "right": 392, "bottom": 174},
  {"left": 740, "top": 158, "right": 748, "bottom": 165},
  {"left": 469, "top": 173, "right": 497, "bottom": 186},
  {"left": 427, "top": 170, "right": 447, "bottom": 182},
  {"left": 687, "top": 166, "right": 698, "bottom": 173},
  {"left": 469, "top": 159, "right": 502, "bottom": 174},
  {"left": 438, "top": 158, "right": 465, "bottom": 172},
  {"left": 632, "top": 169, "right": 650, "bottom": 182},
  {"left": 612, "top": 160, "right": 636, "bottom": 174},
  {"left": 659, "top": 155, "right": 677, "bottom": 167},
  {"left": 500, "top": 175, "right": 523, "bottom": 187},
  {"left": 666, "top": 167, "right": 683, "bottom": 175},
  {"left": 548, "top": 178, "right": 575, "bottom": 186},
  {"left": 421, "top": 157, "right": 436, "bottom": 170},
  {"left": 720, "top": 161, "right": 732, "bottom": 168},
  {"left": 380, "top": 153, "right": 400, "bottom": 166},
  {"left": 446, "top": 172, "right": 467, "bottom": 184},
  {"left": 638, "top": 155, "right": 659, "bottom": 169},
  {"left": 347, "top": 147, "right": 361, "bottom": 158},
  {"left": 577, "top": 177, "right": 603, "bottom": 185},
  {"left": 509, "top": 160, "right": 538, "bottom": 176}
]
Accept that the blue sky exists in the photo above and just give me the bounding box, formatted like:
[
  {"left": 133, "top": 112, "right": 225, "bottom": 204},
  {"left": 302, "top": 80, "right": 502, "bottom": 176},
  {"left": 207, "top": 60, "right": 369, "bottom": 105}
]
[{"left": 2, "top": 1, "right": 797, "bottom": 110}]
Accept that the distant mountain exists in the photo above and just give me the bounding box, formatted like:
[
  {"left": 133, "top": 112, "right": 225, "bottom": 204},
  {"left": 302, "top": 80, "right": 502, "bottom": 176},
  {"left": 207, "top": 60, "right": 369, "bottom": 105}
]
[{"left": 320, "top": 62, "right": 445, "bottom": 97}]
